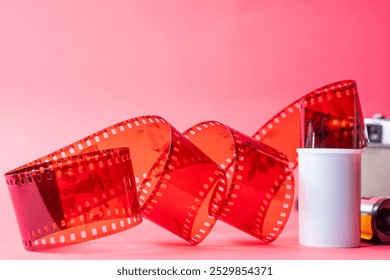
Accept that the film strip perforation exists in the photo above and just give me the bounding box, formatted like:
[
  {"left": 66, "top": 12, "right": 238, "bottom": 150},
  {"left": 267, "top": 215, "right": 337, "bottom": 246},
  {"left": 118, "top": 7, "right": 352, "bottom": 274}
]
[
  {"left": 25, "top": 215, "right": 142, "bottom": 250},
  {"left": 252, "top": 100, "right": 301, "bottom": 143},
  {"left": 308, "top": 83, "right": 356, "bottom": 109},
  {"left": 209, "top": 169, "right": 228, "bottom": 217},
  {"left": 6, "top": 148, "right": 131, "bottom": 184},
  {"left": 253, "top": 167, "right": 294, "bottom": 242},
  {"left": 218, "top": 149, "right": 242, "bottom": 219},
  {"left": 184, "top": 171, "right": 227, "bottom": 245}
]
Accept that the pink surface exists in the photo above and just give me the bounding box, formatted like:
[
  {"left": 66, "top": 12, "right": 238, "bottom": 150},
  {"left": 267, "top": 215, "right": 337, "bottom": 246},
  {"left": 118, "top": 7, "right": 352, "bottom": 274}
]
[
  {"left": 1, "top": 0, "right": 390, "bottom": 259},
  {"left": 1, "top": 190, "right": 390, "bottom": 260}
]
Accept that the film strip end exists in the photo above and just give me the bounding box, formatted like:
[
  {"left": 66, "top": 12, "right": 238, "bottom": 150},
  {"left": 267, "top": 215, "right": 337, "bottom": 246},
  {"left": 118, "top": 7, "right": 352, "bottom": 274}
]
[
  {"left": 300, "top": 80, "right": 368, "bottom": 149},
  {"left": 253, "top": 80, "right": 367, "bottom": 171},
  {"left": 5, "top": 148, "right": 142, "bottom": 251}
]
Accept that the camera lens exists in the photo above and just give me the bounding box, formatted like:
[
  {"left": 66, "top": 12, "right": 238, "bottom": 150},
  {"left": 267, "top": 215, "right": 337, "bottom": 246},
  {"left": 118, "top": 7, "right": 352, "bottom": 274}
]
[
  {"left": 366, "top": 124, "right": 382, "bottom": 143},
  {"left": 376, "top": 208, "right": 390, "bottom": 236}
]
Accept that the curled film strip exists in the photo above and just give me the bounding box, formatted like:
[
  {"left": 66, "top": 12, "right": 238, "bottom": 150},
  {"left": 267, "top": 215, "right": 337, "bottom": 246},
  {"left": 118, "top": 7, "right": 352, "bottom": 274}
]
[
  {"left": 5, "top": 116, "right": 228, "bottom": 250},
  {"left": 184, "top": 122, "right": 294, "bottom": 242},
  {"left": 4, "top": 80, "right": 366, "bottom": 251},
  {"left": 5, "top": 148, "right": 142, "bottom": 250}
]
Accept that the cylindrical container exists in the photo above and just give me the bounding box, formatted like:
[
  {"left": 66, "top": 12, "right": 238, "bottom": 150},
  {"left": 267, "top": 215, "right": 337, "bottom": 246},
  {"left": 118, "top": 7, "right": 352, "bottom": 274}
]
[
  {"left": 361, "top": 197, "right": 390, "bottom": 244},
  {"left": 297, "top": 148, "right": 362, "bottom": 247}
]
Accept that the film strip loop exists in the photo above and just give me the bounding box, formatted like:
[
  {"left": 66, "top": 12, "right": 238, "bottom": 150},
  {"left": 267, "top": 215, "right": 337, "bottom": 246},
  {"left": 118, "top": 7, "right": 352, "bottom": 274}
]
[
  {"left": 184, "top": 121, "right": 294, "bottom": 243},
  {"left": 5, "top": 148, "right": 141, "bottom": 251},
  {"left": 131, "top": 123, "right": 228, "bottom": 245}
]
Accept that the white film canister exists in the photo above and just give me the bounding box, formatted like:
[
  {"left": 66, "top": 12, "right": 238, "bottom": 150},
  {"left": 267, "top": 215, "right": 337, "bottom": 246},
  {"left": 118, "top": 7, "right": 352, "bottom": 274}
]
[{"left": 297, "top": 148, "right": 362, "bottom": 247}]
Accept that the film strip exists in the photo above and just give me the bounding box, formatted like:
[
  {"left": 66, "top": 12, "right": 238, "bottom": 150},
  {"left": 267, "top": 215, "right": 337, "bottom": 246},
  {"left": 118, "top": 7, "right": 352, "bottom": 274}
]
[
  {"left": 184, "top": 121, "right": 294, "bottom": 242},
  {"left": 5, "top": 148, "right": 141, "bottom": 250},
  {"left": 4, "top": 80, "right": 367, "bottom": 251},
  {"left": 5, "top": 116, "right": 228, "bottom": 250},
  {"left": 253, "top": 80, "right": 367, "bottom": 165}
]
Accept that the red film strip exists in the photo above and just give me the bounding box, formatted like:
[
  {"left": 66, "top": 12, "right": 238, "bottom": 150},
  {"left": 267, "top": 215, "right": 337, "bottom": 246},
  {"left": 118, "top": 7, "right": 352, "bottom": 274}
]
[
  {"left": 5, "top": 117, "right": 228, "bottom": 250},
  {"left": 253, "top": 80, "right": 367, "bottom": 164},
  {"left": 184, "top": 122, "right": 294, "bottom": 242},
  {"left": 4, "top": 80, "right": 366, "bottom": 251},
  {"left": 5, "top": 148, "right": 141, "bottom": 250}
]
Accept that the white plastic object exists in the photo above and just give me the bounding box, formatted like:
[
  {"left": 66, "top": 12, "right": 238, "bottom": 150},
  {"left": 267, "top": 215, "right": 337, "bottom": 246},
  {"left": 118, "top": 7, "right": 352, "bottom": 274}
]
[{"left": 297, "top": 148, "right": 362, "bottom": 247}]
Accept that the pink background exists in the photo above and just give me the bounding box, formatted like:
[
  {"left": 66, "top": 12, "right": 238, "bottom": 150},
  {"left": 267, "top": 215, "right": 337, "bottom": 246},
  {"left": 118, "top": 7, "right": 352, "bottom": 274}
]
[{"left": 1, "top": 0, "right": 390, "bottom": 259}]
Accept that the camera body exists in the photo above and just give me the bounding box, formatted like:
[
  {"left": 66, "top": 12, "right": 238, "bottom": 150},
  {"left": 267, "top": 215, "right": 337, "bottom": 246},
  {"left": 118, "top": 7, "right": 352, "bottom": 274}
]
[
  {"left": 362, "top": 115, "right": 390, "bottom": 197},
  {"left": 365, "top": 115, "right": 390, "bottom": 146}
]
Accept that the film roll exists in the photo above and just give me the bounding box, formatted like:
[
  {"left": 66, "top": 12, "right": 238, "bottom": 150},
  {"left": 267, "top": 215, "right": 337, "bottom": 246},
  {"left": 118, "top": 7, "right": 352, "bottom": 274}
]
[
  {"left": 253, "top": 80, "right": 368, "bottom": 246},
  {"left": 297, "top": 80, "right": 366, "bottom": 247},
  {"left": 361, "top": 197, "right": 390, "bottom": 244}
]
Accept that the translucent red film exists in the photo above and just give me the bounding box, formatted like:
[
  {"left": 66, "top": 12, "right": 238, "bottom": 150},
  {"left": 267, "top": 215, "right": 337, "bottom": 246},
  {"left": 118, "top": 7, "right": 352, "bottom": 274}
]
[
  {"left": 5, "top": 148, "right": 141, "bottom": 250},
  {"left": 252, "top": 80, "right": 367, "bottom": 165},
  {"left": 300, "top": 80, "right": 367, "bottom": 149},
  {"left": 4, "top": 80, "right": 366, "bottom": 251}
]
